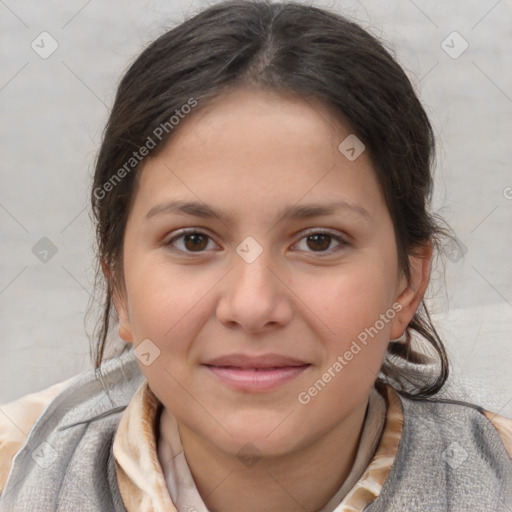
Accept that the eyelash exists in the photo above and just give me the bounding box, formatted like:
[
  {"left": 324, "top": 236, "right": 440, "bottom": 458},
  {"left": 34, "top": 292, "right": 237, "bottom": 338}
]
[{"left": 164, "top": 228, "right": 349, "bottom": 256}]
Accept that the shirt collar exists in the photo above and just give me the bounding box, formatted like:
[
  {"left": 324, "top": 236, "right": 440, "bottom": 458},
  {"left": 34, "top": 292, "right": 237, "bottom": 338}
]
[{"left": 113, "top": 380, "right": 176, "bottom": 512}]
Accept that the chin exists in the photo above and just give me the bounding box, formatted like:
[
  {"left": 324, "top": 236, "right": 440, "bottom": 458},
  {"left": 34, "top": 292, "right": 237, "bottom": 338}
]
[{"left": 206, "top": 415, "right": 310, "bottom": 460}]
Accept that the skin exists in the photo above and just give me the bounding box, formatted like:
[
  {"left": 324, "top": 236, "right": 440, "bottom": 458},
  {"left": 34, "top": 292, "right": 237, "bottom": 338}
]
[{"left": 109, "top": 86, "right": 432, "bottom": 512}]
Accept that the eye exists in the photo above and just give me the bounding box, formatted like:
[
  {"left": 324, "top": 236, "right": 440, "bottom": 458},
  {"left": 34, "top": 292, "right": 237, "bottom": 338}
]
[
  {"left": 164, "top": 228, "right": 348, "bottom": 256},
  {"left": 292, "top": 229, "right": 348, "bottom": 255},
  {"left": 165, "top": 229, "right": 218, "bottom": 254}
]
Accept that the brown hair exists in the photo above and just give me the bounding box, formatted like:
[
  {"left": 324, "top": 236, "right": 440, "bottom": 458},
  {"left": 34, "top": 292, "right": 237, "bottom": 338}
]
[{"left": 88, "top": 0, "right": 454, "bottom": 400}]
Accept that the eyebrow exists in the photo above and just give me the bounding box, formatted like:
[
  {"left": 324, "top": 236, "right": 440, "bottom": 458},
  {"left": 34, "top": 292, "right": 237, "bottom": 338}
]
[{"left": 145, "top": 199, "right": 372, "bottom": 224}]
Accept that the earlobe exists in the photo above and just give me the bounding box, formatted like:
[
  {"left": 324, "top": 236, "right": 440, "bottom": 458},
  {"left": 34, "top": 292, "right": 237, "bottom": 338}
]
[
  {"left": 101, "top": 258, "right": 134, "bottom": 343},
  {"left": 100, "top": 259, "right": 110, "bottom": 280},
  {"left": 389, "top": 243, "right": 433, "bottom": 340},
  {"left": 114, "top": 293, "right": 133, "bottom": 343},
  {"left": 118, "top": 321, "right": 134, "bottom": 343}
]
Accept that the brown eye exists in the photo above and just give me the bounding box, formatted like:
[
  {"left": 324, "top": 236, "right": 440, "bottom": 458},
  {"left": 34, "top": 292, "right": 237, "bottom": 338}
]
[
  {"left": 183, "top": 233, "right": 209, "bottom": 251},
  {"left": 306, "top": 234, "right": 332, "bottom": 251},
  {"left": 166, "top": 230, "right": 216, "bottom": 253},
  {"left": 293, "top": 230, "right": 347, "bottom": 255}
]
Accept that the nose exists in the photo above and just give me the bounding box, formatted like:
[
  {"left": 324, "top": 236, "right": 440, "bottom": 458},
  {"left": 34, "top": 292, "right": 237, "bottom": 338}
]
[{"left": 215, "top": 245, "right": 294, "bottom": 333}]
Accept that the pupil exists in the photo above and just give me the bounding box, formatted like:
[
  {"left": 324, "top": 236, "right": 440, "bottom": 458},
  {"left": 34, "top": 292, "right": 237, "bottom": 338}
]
[
  {"left": 308, "top": 234, "right": 330, "bottom": 251},
  {"left": 185, "top": 233, "right": 207, "bottom": 251}
]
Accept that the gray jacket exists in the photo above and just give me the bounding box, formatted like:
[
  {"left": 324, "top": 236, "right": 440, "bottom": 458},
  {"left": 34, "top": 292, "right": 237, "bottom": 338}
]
[{"left": 1, "top": 347, "right": 511, "bottom": 511}]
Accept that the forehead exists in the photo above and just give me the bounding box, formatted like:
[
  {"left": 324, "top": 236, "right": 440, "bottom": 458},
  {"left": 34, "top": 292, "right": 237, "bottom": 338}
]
[
  {"left": 131, "top": 87, "right": 386, "bottom": 223},
  {"left": 164, "top": 87, "right": 346, "bottom": 159}
]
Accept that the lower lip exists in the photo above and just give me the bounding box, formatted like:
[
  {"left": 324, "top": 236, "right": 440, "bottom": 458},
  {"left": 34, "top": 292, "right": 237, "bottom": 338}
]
[{"left": 204, "top": 365, "right": 310, "bottom": 392}]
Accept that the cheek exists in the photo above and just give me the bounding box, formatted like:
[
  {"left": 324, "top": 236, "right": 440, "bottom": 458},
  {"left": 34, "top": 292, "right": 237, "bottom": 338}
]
[
  {"left": 312, "top": 263, "right": 396, "bottom": 336},
  {"left": 295, "top": 269, "right": 394, "bottom": 412},
  {"left": 124, "top": 255, "right": 210, "bottom": 343},
  {"left": 302, "top": 258, "right": 397, "bottom": 386}
]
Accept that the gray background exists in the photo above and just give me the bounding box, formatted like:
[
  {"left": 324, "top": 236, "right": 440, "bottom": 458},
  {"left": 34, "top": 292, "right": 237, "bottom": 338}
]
[{"left": 1, "top": 1, "right": 511, "bottom": 415}]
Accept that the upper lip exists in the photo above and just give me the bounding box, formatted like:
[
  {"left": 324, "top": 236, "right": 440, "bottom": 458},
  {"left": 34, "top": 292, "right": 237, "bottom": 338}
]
[{"left": 203, "top": 353, "right": 309, "bottom": 369}]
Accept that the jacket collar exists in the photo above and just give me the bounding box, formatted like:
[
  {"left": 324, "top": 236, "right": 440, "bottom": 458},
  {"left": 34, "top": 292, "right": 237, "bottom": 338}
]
[{"left": 113, "top": 380, "right": 403, "bottom": 512}]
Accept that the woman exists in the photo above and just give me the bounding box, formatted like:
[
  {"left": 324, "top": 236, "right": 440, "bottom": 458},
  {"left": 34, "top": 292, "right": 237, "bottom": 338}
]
[{"left": 1, "top": 1, "right": 511, "bottom": 510}]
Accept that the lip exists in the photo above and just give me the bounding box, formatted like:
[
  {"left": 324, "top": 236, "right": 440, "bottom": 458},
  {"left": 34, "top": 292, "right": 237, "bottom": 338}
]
[{"left": 202, "top": 353, "right": 311, "bottom": 392}]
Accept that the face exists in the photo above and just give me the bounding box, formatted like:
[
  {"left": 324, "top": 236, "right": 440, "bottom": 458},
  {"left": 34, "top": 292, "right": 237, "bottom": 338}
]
[{"left": 113, "top": 87, "right": 428, "bottom": 459}]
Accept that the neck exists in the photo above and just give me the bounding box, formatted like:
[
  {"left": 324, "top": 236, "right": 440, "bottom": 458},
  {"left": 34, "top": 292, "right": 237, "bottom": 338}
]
[{"left": 177, "top": 397, "right": 369, "bottom": 512}]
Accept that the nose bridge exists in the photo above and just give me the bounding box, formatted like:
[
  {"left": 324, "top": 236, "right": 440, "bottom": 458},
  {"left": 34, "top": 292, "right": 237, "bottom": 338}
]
[
  {"left": 215, "top": 236, "right": 292, "bottom": 331},
  {"left": 232, "top": 236, "right": 277, "bottom": 293}
]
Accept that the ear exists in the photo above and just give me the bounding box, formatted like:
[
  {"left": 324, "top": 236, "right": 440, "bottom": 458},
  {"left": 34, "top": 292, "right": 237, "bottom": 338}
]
[
  {"left": 389, "top": 242, "right": 433, "bottom": 340},
  {"left": 100, "top": 259, "right": 134, "bottom": 343}
]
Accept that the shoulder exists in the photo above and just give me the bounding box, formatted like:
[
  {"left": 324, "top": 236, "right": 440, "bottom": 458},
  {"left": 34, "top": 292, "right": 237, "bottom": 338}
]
[
  {"left": 0, "top": 378, "right": 74, "bottom": 494},
  {"left": 368, "top": 387, "right": 512, "bottom": 510},
  {"left": 399, "top": 391, "right": 512, "bottom": 461}
]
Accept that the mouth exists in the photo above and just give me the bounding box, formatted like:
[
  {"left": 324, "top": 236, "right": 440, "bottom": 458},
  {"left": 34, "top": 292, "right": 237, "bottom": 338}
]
[{"left": 202, "top": 353, "right": 311, "bottom": 392}]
